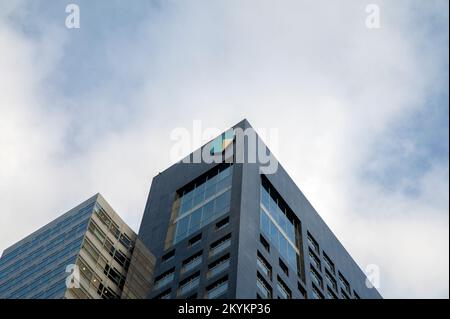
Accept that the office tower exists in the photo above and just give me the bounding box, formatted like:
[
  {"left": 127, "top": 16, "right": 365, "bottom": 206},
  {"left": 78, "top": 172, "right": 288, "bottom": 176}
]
[
  {"left": 0, "top": 194, "right": 154, "bottom": 299},
  {"left": 139, "top": 119, "right": 382, "bottom": 299}
]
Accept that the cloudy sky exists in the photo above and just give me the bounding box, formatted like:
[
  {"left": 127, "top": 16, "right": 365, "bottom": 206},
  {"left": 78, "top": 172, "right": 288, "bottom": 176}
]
[{"left": 0, "top": 0, "right": 448, "bottom": 298}]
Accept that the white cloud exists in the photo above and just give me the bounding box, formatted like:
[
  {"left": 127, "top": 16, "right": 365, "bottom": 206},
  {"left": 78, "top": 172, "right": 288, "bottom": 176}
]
[{"left": 0, "top": 0, "right": 448, "bottom": 298}]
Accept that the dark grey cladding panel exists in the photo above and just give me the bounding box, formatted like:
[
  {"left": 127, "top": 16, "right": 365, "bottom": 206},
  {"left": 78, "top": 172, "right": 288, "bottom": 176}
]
[{"left": 235, "top": 161, "right": 262, "bottom": 298}]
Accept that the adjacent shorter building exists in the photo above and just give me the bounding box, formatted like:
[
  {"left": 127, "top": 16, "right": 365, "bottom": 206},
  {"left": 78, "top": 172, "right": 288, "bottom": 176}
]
[{"left": 0, "top": 194, "right": 155, "bottom": 299}]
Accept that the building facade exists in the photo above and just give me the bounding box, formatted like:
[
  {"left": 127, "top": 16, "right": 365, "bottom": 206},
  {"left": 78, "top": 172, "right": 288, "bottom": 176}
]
[
  {"left": 139, "top": 119, "right": 382, "bottom": 299},
  {"left": 0, "top": 194, "right": 154, "bottom": 299}
]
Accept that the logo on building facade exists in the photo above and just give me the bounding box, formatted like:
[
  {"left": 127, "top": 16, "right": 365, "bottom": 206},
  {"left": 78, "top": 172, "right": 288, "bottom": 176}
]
[{"left": 209, "top": 129, "right": 235, "bottom": 155}]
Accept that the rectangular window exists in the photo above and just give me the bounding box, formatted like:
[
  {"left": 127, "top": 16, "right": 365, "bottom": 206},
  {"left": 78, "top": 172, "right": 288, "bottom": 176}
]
[
  {"left": 208, "top": 254, "right": 230, "bottom": 278},
  {"left": 155, "top": 289, "right": 171, "bottom": 299},
  {"left": 310, "top": 266, "right": 323, "bottom": 288},
  {"left": 91, "top": 275, "right": 101, "bottom": 291},
  {"left": 77, "top": 258, "right": 93, "bottom": 282},
  {"left": 104, "top": 265, "right": 125, "bottom": 288},
  {"left": 182, "top": 252, "right": 203, "bottom": 273},
  {"left": 311, "top": 284, "right": 324, "bottom": 299},
  {"left": 260, "top": 235, "right": 270, "bottom": 252},
  {"left": 109, "top": 223, "right": 121, "bottom": 240},
  {"left": 340, "top": 289, "right": 351, "bottom": 299},
  {"left": 260, "top": 209, "right": 298, "bottom": 270},
  {"left": 325, "top": 269, "right": 337, "bottom": 291},
  {"left": 162, "top": 250, "right": 176, "bottom": 263},
  {"left": 206, "top": 277, "right": 228, "bottom": 299},
  {"left": 210, "top": 234, "right": 231, "bottom": 257},
  {"left": 82, "top": 239, "right": 100, "bottom": 262},
  {"left": 113, "top": 248, "right": 127, "bottom": 266},
  {"left": 307, "top": 232, "right": 319, "bottom": 255},
  {"left": 338, "top": 272, "right": 351, "bottom": 294},
  {"left": 309, "top": 248, "right": 321, "bottom": 270},
  {"left": 276, "top": 277, "right": 291, "bottom": 299},
  {"left": 154, "top": 268, "right": 175, "bottom": 290},
  {"left": 95, "top": 207, "right": 111, "bottom": 228},
  {"left": 326, "top": 286, "right": 338, "bottom": 299},
  {"left": 323, "top": 252, "right": 335, "bottom": 273},
  {"left": 256, "top": 273, "right": 272, "bottom": 299},
  {"left": 256, "top": 253, "right": 272, "bottom": 279},
  {"left": 119, "top": 233, "right": 132, "bottom": 251},
  {"left": 188, "top": 233, "right": 202, "bottom": 247},
  {"left": 279, "top": 258, "right": 289, "bottom": 277},
  {"left": 173, "top": 165, "right": 233, "bottom": 244},
  {"left": 215, "top": 217, "right": 229, "bottom": 231},
  {"left": 298, "top": 282, "right": 307, "bottom": 299},
  {"left": 259, "top": 178, "right": 301, "bottom": 273},
  {"left": 97, "top": 283, "right": 119, "bottom": 299},
  {"left": 179, "top": 272, "right": 200, "bottom": 296},
  {"left": 104, "top": 238, "right": 115, "bottom": 256},
  {"left": 88, "top": 221, "right": 106, "bottom": 245}
]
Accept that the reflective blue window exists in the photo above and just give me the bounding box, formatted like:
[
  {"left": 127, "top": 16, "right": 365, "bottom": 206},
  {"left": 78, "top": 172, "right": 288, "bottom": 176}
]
[
  {"left": 189, "top": 209, "right": 202, "bottom": 233},
  {"left": 174, "top": 217, "right": 189, "bottom": 243},
  {"left": 173, "top": 165, "right": 233, "bottom": 245},
  {"left": 260, "top": 210, "right": 270, "bottom": 235},
  {"left": 0, "top": 201, "right": 96, "bottom": 298},
  {"left": 259, "top": 181, "right": 299, "bottom": 271}
]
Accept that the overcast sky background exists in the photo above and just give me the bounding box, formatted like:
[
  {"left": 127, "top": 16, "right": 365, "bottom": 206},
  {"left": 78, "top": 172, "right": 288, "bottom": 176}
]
[{"left": 0, "top": 0, "right": 448, "bottom": 298}]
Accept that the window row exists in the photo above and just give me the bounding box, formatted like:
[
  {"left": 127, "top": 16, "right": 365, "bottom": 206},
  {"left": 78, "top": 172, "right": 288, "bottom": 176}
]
[
  {"left": 0, "top": 219, "right": 88, "bottom": 277},
  {"left": 257, "top": 277, "right": 292, "bottom": 300},
  {"left": 178, "top": 164, "right": 233, "bottom": 216},
  {"left": 163, "top": 216, "right": 230, "bottom": 265},
  {"left": 260, "top": 210, "right": 297, "bottom": 270},
  {"left": 260, "top": 184, "right": 296, "bottom": 244},
  {"left": 174, "top": 189, "right": 231, "bottom": 244},
  {"left": 154, "top": 234, "right": 232, "bottom": 293},
  {"left": 256, "top": 251, "right": 294, "bottom": 300},
  {"left": 92, "top": 208, "right": 133, "bottom": 251},
  {"left": 8, "top": 256, "right": 76, "bottom": 299},
  {"left": 87, "top": 220, "right": 133, "bottom": 267},
  {"left": 0, "top": 203, "right": 95, "bottom": 268},
  {"left": 306, "top": 232, "right": 359, "bottom": 299},
  {"left": 0, "top": 238, "right": 83, "bottom": 295}
]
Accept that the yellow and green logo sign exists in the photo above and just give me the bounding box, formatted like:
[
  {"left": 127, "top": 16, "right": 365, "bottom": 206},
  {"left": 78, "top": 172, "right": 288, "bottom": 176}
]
[{"left": 210, "top": 129, "right": 234, "bottom": 155}]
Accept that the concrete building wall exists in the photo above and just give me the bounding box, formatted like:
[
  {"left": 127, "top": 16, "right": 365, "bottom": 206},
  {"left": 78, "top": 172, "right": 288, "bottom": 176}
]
[{"left": 121, "top": 238, "right": 155, "bottom": 299}]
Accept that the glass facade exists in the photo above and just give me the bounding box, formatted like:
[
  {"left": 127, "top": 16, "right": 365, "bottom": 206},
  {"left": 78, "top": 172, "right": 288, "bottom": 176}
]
[
  {"left": 0, "top": 203, "right": 93, "bottom": 298},
  {"left": 173, "top": 164, "right": 233, "bottom": 244},
  {"left": 259, "top": 182, "right": 298, "bottom": 271},
  {"left": 0, "top": 194, "right": 148, "bottom": 300}
]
